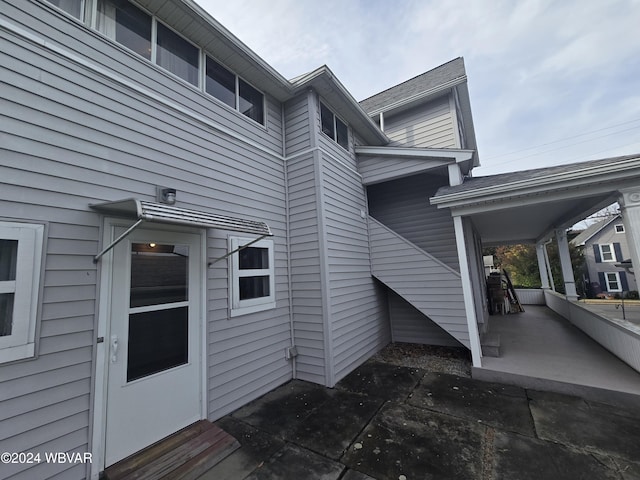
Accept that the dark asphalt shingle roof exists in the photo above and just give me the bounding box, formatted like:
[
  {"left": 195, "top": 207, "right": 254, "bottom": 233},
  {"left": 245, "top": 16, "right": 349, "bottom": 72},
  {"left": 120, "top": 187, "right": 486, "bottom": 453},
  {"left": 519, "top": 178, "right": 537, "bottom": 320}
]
[
  {"left": 434, "top": 154, "right": 640, "bottom": 197},
  {"left": 571, "top": 215, "right": 620, "bottom": 246},
  {"left": 359, "top": 58, "right": 466, "bottom": 113}
]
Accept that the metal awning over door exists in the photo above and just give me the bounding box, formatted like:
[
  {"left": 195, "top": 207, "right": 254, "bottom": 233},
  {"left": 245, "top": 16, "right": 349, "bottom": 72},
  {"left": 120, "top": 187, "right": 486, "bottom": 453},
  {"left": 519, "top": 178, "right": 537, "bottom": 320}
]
[{"left": 90, "top": 198, "right": 272, "bottom": 263}]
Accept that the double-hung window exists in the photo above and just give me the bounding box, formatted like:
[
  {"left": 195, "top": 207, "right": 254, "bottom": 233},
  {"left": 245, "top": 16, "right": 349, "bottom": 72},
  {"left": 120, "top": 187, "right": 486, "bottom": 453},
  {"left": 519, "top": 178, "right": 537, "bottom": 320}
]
[
  {"left": 605, "top": 272, "right": 622, "bottom": 292},
  {"left": 0, "top": 223, "right": 44, "bottom": 363},
  {"left": 229, "top": 237, "right": 275, "bottom": 316},
  {"left": 320, "top": 102, "right": 349, "bottom": 150},
  {"left": 599, "top": 244, "right": 616, "bottom": 262},
  {"left": 205, "top": 56, "right": 265, "bottom": 125}
]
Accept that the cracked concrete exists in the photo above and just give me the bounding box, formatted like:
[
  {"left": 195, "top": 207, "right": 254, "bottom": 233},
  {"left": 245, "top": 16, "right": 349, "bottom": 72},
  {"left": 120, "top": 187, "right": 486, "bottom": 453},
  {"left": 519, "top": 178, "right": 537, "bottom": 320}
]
[{"left": 200, "top": 357, "right": 640, "bottom": 480}]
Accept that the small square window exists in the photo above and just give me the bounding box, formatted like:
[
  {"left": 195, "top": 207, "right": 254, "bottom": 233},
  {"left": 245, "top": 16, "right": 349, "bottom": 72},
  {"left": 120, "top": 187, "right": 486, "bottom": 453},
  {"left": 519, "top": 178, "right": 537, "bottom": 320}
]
[
  {"left": 97, "top": 0, "right": 152, "bottom": 60},
  {"left": 615, "top": 224, "right": 625, "bottom": 233},
  {"left": 0, "top": 223, "right": 44, "bottom": 363},
  {"left": 229, "top": 237, "right": 275, "bottom": 316}
]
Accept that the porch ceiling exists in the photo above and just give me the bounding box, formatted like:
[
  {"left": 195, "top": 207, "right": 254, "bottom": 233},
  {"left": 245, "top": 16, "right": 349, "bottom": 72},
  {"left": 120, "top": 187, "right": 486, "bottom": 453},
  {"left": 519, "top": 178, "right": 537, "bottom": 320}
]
[{"left": 431, "top": 154, "right": 640, "bottom": 245}]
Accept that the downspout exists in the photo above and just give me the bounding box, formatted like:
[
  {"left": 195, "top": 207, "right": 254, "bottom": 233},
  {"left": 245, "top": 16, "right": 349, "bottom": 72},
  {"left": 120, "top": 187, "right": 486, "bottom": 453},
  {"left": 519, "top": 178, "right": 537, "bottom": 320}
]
[{"left": 282, "top": 101, "right": 297, "bottom": 379}]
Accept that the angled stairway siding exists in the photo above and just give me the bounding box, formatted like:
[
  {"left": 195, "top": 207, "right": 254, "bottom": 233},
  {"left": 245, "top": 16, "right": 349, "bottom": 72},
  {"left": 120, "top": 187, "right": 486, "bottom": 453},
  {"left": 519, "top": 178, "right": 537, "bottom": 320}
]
[
  {"left": 368, "top": 217, "right": 470, "bottom": 348},
  {"left": 367, "top": 173, "right": 459, "bottom": 271},
  {"left": 388, "top": 291, "right": 463, "bottom": 347}
]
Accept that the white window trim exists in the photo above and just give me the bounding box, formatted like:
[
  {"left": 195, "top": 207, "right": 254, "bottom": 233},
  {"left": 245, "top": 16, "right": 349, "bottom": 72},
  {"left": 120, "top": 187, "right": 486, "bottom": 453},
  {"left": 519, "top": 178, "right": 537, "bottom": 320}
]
[
  {"left": 229, "top": 237, "right": 275, "bottom": 317},
  {"left": 605, "top": 272, "right": 622, "bottom": 292},
  {"left": 615, "top": 224, "right": 625, "bottom": 233},
  {"left": 599, "top": 243, "right": 616, "bottom": 262},
  {"left": 320, "top": 101, "right": 349, "bottom": 150},
  {"left": 0, "top": 222, "right": 44, "bottom": 363}
]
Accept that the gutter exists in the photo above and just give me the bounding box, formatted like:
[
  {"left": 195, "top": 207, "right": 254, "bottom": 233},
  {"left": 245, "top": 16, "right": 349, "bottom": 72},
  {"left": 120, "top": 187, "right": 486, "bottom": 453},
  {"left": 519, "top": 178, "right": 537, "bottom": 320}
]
[{"left": 431, "top": 157, "right": 640, "bottom": 206}]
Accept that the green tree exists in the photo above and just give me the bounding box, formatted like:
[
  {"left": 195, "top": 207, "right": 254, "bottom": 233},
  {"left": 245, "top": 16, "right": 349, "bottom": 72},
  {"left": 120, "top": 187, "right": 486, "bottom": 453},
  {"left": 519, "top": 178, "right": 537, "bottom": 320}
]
[{"left": 484, "top": 240, "right": 584, "bottom": 295}]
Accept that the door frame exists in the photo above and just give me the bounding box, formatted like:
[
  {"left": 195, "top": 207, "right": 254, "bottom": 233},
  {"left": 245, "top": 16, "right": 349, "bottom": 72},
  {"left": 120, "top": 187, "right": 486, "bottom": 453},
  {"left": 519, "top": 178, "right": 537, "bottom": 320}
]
[{"left": 90, "top": 218, "right": 208, "bottom": 478}]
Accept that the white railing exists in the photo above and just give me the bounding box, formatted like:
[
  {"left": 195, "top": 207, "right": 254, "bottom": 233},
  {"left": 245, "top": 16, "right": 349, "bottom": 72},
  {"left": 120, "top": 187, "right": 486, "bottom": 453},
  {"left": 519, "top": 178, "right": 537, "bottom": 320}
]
[{"left": 514, "top": 288, "right": 545, "bottom": 305}]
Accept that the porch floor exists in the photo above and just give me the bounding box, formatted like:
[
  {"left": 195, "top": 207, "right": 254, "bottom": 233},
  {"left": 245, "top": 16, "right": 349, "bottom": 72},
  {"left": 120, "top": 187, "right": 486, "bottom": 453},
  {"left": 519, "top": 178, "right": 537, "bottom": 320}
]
[{"left": 475, "top": 305, "right": 640, "bottom": 407}]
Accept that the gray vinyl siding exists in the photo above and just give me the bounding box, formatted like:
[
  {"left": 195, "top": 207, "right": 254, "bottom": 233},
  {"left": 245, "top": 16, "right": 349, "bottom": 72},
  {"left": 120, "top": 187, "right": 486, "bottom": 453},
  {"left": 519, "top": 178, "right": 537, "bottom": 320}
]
[
  {"left": 367, "top": 173, "right": 459, "bottom": 271},
  {"left": 388, "top": 291, "right": 462, "bottom": 347},
  {"left": 286, "top": 154, "right": 326, "bottom": 384},
  {"left": 358, "top": 155, "right": 452, "bottom": 186},
  {"left": 1, "top": 4, "right": 291, "bottom": 477},
  {"left": 383, "top": 96, "right": 456, "bottom": 148},
  {"left": 321, "top": 155, "right": 390, "bottom": 384},
  {"left": 284, "top": 95, "right": 312, "bottom": 156},
  {"left": 368, "top": 217, "right": 470, "bottom": 347}
]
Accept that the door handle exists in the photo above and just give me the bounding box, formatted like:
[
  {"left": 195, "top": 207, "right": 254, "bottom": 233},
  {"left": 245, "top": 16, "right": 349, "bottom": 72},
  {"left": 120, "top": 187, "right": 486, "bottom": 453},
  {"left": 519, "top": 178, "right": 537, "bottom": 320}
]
[{"left": 110, "top": 335, "right": 119, "bottom": 363}]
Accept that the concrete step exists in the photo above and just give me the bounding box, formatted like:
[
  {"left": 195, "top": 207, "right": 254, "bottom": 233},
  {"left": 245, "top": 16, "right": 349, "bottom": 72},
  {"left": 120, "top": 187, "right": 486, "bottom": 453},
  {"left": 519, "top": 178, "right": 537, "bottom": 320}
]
[{"left": 481, "top": 332, "right": 501, "bottom": 357}]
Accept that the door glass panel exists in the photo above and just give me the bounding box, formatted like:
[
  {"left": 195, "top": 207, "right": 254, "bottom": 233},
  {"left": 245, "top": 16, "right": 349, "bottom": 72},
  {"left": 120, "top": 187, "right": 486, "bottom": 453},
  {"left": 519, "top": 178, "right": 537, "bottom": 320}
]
[
  {"left": 0, "top": 239, "right": 18, "bottom": 281},
  {"left": 127, "top": 306, "right": 188, "bottom": 381},
  {"left": 0, "top": 293, "right": 15, "bottom": 337},
  {"left": 130, "top": 243, "right": 188, "bottom": 308}
]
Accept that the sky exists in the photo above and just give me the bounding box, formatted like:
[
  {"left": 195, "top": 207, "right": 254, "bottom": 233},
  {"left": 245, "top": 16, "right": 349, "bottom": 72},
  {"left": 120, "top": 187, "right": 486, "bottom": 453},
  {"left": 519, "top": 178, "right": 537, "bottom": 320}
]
[{"left": 196, "top": 0, "right": 640, "bottom": 176}]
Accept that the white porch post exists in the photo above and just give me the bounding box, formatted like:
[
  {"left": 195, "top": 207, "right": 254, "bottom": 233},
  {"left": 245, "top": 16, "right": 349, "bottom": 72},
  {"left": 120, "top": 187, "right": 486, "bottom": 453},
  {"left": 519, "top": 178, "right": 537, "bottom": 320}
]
[
  {"left": 453, "top": 215, "right": 482, "bottom": 367},
  {"left": 555, "top": 228, "right": 578, "bottom": 300},
  {"left": 535, "top": 242, "right": 551, "bottom": 289},
  {"left": 618, "top": 188, "right": 640, "bottom": 278}
]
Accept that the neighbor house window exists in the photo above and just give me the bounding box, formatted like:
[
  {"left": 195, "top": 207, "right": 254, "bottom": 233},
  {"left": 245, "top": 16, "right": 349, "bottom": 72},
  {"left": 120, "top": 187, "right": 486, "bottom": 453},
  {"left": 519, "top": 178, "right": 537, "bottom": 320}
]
[
  {"left": 320, "top": 102, "right": 349, "bottom": 150},
  {"left": 205, "top": 56, "right": 265, "bottom": 125},
  {"left": 0, "top": 223, "right": 44, "bottom": 363},
  {"left": 229, "top": 237, "right": 275, "bottom": 316},
  {"left": 46, "top": 0, "right": 84, "bottom": 19},
  {"left": 605, "top": 272, "right": 621, "bottom": 292},
  {"left": 615, "top": 224, "right": 625, "bottom": 233},
  {"left": 599, "top": 244, "right": 616, "bottom": 262}
]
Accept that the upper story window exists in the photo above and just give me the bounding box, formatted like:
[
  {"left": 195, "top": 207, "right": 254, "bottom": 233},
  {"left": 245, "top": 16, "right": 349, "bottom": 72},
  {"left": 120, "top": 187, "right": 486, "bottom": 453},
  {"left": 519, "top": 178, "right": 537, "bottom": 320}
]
[
  {"left": 206, "top": 57, "right": 265, "bottom": 125},
  {"left": 599, "top": 244, "right": 616, "bottom": 262},
  {"left": 320, "top": 102, "right": 349, "bottom": 150},
  {"left": 97, "top": 0, "right": 199, "bottom": 86},
  {"left": 48, "top": 0, "right": 84, "bottom": 19},
  {"left": 615, "top": 224, "right": 625, "bottom": 233},
  {"left": 0, "top": 222, "right": 44, "bottom": 364}
]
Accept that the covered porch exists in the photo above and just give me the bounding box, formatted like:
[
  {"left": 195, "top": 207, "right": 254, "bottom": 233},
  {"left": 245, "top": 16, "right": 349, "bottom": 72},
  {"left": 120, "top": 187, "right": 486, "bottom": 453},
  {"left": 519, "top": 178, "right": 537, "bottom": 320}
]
[{"left": 431, "top": 155, "right": 640, "bottom": 399}]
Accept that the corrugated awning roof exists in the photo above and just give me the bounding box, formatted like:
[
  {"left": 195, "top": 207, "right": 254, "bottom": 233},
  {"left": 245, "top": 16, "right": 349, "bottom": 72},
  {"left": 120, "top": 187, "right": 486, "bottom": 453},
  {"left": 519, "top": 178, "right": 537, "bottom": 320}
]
[
  {"left": 90, "top": 199, "right": 272, "bottom": 263},
  {"left": 90, "top": 198, "right": 272, "bottom": 236}
]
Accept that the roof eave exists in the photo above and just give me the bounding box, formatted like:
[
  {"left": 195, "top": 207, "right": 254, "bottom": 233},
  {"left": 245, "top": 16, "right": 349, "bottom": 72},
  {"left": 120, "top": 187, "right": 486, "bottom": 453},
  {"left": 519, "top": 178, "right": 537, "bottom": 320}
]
[{"left": 292, "top": 66, "right": 389, "bottom": 145}]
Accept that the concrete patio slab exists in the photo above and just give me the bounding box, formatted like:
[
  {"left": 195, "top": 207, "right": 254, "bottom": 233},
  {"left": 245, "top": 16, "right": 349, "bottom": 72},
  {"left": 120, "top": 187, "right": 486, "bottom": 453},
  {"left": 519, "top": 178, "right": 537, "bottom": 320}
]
[
  {"left": 199, "top": 416, "right": 284, "bottom": 480},
  {"left": 409, "top": 372, "right": 535, "bottom": 436},
  {"left": 244, "top": 443, "right": 344, "bottom": 480},
  {"left": 342, "top": 402, "right": 485, "bottom": 480},
  {"left": 528, "top": 389, "right": 640, "bottom": 461},
  {"left": 289, "top": 389, "right": 384, "bottom": 460},
  {"left": 201, "top": 347, "right": 640, "bottom": 480},
  {"left": 491, "top": 431, "right": 621, "bottom": 480},
  {"left": 335, "top": 361, "right": 425, "bottom": 401}
]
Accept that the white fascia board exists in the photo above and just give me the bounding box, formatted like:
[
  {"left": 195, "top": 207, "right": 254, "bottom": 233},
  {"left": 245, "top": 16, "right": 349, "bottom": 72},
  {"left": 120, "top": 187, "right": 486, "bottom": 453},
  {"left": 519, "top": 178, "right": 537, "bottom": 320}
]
[
  {"left": 432, "top": 158, "right": 640, "bottom": 208},
  {"left": 355, "top": 146, "right": 474, "bottom": 163},
  {"left": 365, "top": 76, "right": 467, "bottom": 117}
]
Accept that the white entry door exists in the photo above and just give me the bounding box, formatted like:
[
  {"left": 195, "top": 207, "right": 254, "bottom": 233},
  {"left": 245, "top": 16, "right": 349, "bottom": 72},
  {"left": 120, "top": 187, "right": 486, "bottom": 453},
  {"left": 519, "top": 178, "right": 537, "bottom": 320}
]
[{"left": 105, "top": 227, "right": 203, "bottom": 466}]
